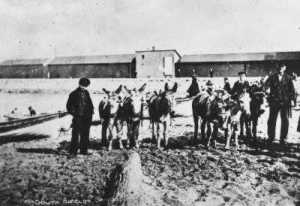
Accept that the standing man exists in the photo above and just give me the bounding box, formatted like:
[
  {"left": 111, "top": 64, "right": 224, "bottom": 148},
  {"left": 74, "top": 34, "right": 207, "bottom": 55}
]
[
  {"left": 231, "top": 71, "right": 250, "bottom": 137},
  {"left": 231, "top": 71, "right": 250, "bottom": 99},
  {"left": 209, "top": 68, "right": 214, "bottom": 78},
  {"left": 223, "top": 77, "right": 231, "bottom": 94},
  {"left": 66, "top": 78, "right": 94, "bottom": 156},
  {"left": 187, "top": 76, "right": 200, "bottom": 97},
  {"left": 99, "top": 93, "right": 112, "bottom": 147},
  {"left": 265, "top": 63, "right": 295, "bottom": 145}
]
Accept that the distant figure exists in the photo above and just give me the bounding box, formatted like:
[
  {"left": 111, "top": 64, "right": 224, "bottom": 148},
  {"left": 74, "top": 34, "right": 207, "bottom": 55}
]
[
  {"left": 11, "top": 108, "right": 18, "bottom": 114},
  {"left": 164, "top": 78, "right": 178, "bottom": 93},
  {"left": 292, "top": 72, "right": 298, "bottom": 107},
  {"left": 231, "top": 71, "right": 250, "bottom": 99},
  {"left": 66, "top": 77, "right": 94, "bottom": 156},
  {"left": 99, "top": 93, "right": 112, "bottom": 147},
  {"left": 187, "top": 76, "right": 200, "bottom": 97},
  {"left": 265, "top": 63, "right": 295, "bottom": 145},
  {"left": 28, "top": 106, "right": 36, "bottom": 116},
  {"left": 223, "top": 77, "right": 231, "bottom": 94},
  {"left": 205, "top": 80, "right": 216, "bottom": 116},
  {"left": 209, "top": 68, "right": 214, "bottom": 78}
]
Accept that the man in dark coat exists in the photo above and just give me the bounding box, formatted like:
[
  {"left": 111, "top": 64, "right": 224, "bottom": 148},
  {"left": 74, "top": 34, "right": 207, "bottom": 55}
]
[
  {"left": 231, "top": 71, "right": 250, "bottom": 99},
  {"left": 231, "top": 71, "right": 250, "bottom": 137},
  {"left": 265, "top": 63, "right": 295, "bottom": 145},
  {"left": 99, "top": 94, "right": 112, "bottom": 147},
  {"left": 187, "top": 76, "right": 200, "bottom": 97},
  {"left": 209, "top": 68, "right": 214, "bottom": 78},
  {"left": 66, "top": 78, "right": 94, "bottom": 155},
  {"left": 223, "top": 77, "right": 231, "bottom": 94}
]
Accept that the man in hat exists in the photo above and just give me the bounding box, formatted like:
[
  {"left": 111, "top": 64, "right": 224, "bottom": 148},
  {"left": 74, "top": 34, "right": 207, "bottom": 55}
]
[
  {"left": 66, "top": 77, "right": 94, "bottom": 156},
  {"left": 99, "top": 91, "right": 113, "bottom": 147},
  {"left": 209, "top": 68, "right": 214, "bottom": 78},
  {"left": 265, "top": 63, "right": 295, "bottom": 145},
  {"left": 231, "top": 71, "right": 250, "bottom": 99},
  {"left": 231, "top": 71, "right": 250, "bottom": 137},
  {"left": 205, "top": 80, "right": 216, "bottom": 116},
  {"left": 223, "top": 77, "right": 231, "bottom": 94},
  {"left": 187, "top": 76, "right": 200, "bottom": 97}
]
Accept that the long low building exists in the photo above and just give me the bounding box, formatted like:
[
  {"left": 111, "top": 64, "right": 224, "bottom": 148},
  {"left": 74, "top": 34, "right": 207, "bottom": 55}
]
[
  {"left": 48, "top": 54, "right": 136, "bottom": 78},
  {"left": 0, "top": 58, "right": 48, "bottom": 78},
  {"left": 0, "top": 50, "right": 299, "bottom": 78},
  {"left": 176, "top": 51, "right": 300, "bottom": 77}
]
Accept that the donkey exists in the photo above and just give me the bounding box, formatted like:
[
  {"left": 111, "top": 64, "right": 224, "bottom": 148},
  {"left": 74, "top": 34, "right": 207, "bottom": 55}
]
[
  {"left": 101, "top": 83, "right": 147, "bottom": 150},
  {"left": 243, "top": 89, "right": 266, "bottom": 139},
  {"left": 100, "top": 85, "right": 127, "bottom": 150},
  {"left": 224, "top": 91, "right": 251, "bottom": 150},
  {"left": 121, "top": 83, "right": 147, "bottom": 148},
  {"left": 192, "top": 90, "right": 229, "bottom": 147},
  {"left": 148, "top": 83, "right": 178, "bottom": 149}
]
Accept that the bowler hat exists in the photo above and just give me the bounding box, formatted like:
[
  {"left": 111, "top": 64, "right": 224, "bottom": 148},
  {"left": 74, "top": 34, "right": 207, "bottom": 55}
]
[
  {"left": 206, "top": 80, "right": 214, "bottom": 86},
  {"left": 79, "top": 77, "right": 91, "bottom": 87},
  {"left": 238, "top": 71, "right": 246, "bottom": 75}
]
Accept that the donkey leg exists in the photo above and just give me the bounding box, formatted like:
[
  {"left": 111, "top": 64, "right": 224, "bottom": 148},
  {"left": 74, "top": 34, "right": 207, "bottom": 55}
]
[
  {"left": 206, "top": 123, "right": 212, "bottom": 148},
  {"left": 151, "top": 122, "right": 156, "bottom": 144},
  {"left": 201, "top": 120, "right": 207, "bottom": 143},
  {"left": 156, "top": 123, "right": 162, "bottom": 149},
  {"left": 108, "top": 139, "right": 113, "bottom": 151},
  {"left": 212, "top": 124, "right": 218, "bottom": 148},
  {"left": 135, "top": 121, "right": 140, "bottom": 148},
  {"left": 119, "top": 138, "right": 124, "bottom": 149},
  {"left": 193, "top": 115, "right": 199, "bottom": 142},
  {"left": 163, "top": 121, "right": 168, "bottom": 148},
  {"left": 245, "top": 119, "right": 252, "bottom": 138},
  {"left": 252, "top": 119, "right": 258, "bottom": 140},
  {"left": 234, "top": 127, "right": 240, "bottom": 150},
  {"left": 225, "top": 126, "right": 232, "bottom": 149}
]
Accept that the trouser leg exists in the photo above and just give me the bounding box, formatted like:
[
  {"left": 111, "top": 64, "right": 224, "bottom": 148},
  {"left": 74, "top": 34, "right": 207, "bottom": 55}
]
[
  {"left": 69, "top": 118, "right": 80, "bottom": 154},
  {"left": 80, "top": 120, "right": 91, "bottom": 154},
  {"left": 280, "top": 106, "right": 289, "bottom": 142},
  {"left": 101, "top": 119, "right": 109, "bottom": 146},
  {"left": 267, "top": 104, "right": 280, "bottom": 142}
]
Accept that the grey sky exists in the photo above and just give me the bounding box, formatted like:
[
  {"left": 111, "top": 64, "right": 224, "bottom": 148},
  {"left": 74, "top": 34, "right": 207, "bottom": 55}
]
[{"left": 0, "top": 0, "right": 300, "bottom": 60}]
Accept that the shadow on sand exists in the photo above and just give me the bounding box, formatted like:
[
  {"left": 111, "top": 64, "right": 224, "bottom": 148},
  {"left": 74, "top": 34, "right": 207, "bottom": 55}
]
[{"left": 0, "top": 133, "right": 49, "bottom": 146}]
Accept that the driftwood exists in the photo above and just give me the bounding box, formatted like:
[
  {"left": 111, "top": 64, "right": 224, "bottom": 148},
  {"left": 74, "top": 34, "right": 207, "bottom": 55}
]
[{"left": 109, "top": 151, "right": 144, "bottom": 206}]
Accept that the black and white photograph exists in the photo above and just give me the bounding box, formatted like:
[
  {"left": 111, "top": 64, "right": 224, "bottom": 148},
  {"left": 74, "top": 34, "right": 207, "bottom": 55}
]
[{"left": 0, "top": 0, "right": 299, "bottom": 205}]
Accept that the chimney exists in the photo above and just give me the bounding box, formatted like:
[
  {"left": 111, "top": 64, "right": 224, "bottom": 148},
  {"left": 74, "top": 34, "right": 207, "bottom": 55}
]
[{"left": 152, "top": 46, "right": 155, "bottom": 51}]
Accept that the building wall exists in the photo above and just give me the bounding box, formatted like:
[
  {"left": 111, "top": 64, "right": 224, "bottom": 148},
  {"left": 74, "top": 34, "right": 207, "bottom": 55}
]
[
  {"left": 176, "top": 62, "right": 245, "bottom": 77},
  {"left": 175, "top": 60, "right": 300, "bottom": 77},
  {"left": 135, "top": 51, "right": 180, "bottom": 78},
  {"left": 0, "top": 65, "right": 47, "bottom": 78},
  {"left": 48, "top": 63, "right": 132, "bottom": 78}
]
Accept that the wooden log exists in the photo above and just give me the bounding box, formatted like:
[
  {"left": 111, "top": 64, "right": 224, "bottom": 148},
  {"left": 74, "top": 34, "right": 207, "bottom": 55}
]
[{"left": 110, "top": 151, "right": 144, "bottom": 206}]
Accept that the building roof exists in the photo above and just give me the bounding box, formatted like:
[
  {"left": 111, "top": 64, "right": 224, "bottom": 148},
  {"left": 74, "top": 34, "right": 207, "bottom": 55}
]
[
  {"left": 0, "top": 58, "right": 48, "bottom": 66},
  {"left": 180, "top": 51, "right": 300, "bottom": 63},
  {"left": 49, "top": 54, "right": 135, "bottom": 65},
  {"left": 136, "top": 49, "right": 181, "bottom": 58}
]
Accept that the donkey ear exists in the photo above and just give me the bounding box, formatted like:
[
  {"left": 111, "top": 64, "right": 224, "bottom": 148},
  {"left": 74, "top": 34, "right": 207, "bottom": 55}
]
[
  {"left": 123, "top": 85, "right": 130, "bottom": 93},
  {"left": 171, "top": 82, "right": 178, "bottom": 93},
  {"left": 138, "top": 83, "right": 147, "bottom": 93},
  {"left": 114, "top": 85, "right": 123, "bottom": 94},
  {"left": 102, "top": 88, "right": 111, "bottom": 95}
]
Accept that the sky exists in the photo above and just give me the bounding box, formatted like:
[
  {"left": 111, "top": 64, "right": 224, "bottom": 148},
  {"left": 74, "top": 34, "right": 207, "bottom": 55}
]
[{"left": 0, "top": 0, "right": 300, "bottom": 60}]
